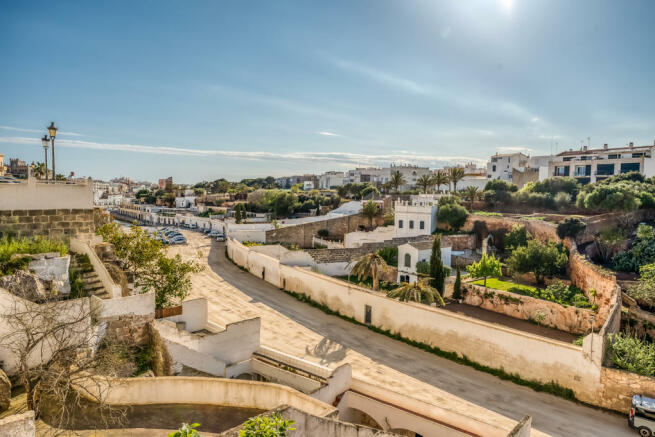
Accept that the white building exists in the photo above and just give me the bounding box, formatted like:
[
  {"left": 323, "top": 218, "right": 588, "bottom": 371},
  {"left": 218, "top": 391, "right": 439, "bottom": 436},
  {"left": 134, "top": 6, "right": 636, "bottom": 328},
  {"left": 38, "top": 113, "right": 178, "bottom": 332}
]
[
  {"left": 175, "top": 196, "right": 196, "bottom": 208},
  {"left": 394, "top": 195, "right": 439, "bottom": 238},
  {"left": 302, "top": 180, "right": 315, "bottom": 191},
  {"left": 486, "top": 152, "right": 529, "bottom": 181},
  {"left": 548, "top": 142, "right": 655, "bottom": 184},
  {"left": 397, "top": 240, "right": 452, "bottom": 283},
  {"left": 318, "top": 171, "right": 347, "bottom": 189}
]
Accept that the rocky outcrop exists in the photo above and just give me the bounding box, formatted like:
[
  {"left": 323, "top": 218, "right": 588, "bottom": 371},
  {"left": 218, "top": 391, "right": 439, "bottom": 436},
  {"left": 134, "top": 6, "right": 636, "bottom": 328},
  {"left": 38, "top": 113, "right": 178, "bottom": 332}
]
[
  {"left": 0, "top": 369, "right": 11, "bottom": 412},
  {"left": 0, "top": 270, "right": 47, "bottom": 301}
]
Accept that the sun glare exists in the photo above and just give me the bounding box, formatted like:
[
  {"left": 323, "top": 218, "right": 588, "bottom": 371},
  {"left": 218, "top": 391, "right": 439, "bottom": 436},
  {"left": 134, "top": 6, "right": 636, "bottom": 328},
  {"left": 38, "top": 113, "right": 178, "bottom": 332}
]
[{"left": 500, "top": 0, "right": 513, "bottom": 12}]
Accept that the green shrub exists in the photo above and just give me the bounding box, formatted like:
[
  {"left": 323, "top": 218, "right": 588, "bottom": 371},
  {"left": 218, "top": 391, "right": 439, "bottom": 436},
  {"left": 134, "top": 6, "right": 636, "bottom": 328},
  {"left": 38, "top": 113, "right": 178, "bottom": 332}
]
[
  {"left": 507, "top": 240, "right": 568, "bottom": 284},
  {"left": 416, "top": 260, "right": 430, "bottom": 275},
  {"left": 504, "top": 225, "right": 529, "bottom": 251},
  {"left": 610, "top": 227, "right": 655, "bottom": 273},
  {"left": 484, "top": 189, "right": 513, "bottom": 206},
  {"left": 0, "top": 236, "right": 68, "bottom": 276},
  {"left": 437, "top": 203, "right": 469, "bottom": 231},
  {"left": 527, "top": 177, "right": 580, "bottom": 197},
  {"left": 317, "top": 229, "right": 329, "bottom": 238},
  {"left": 169, "top": 422, "right": 202, "bottom": 437},
  {"left": 556, "top": 218, "right": 586, "bottom": 240},
  {"left": 484, "top": 180, "right": 518, "bottom": 192},
  {"left": 553, "top": 192, "right": 572, "bottom": 208},
  {"left": 377, "top": 247, "right": 398, "bottom": 267},
  {"left": 438, "top": 195, "right": 459, "bottom": 206},
  {"left": 511, "top": 191, "right": 555, "bottom": 209},
  {"left": 239, "top": 414, "right": 295, "bottom": 437},
  {"left": 606, "top": 333, "right": 655, "bottom": 376}
]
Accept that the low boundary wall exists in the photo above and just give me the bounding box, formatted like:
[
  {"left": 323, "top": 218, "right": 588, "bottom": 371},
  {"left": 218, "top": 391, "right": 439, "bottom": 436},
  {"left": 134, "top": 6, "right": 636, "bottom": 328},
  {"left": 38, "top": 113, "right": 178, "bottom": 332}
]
[
  {"left": 71, "top": 237, "right": 122, "bottom": 298},
  {"left": 91, "top": 376, "right": 337, "bottom": 418}
]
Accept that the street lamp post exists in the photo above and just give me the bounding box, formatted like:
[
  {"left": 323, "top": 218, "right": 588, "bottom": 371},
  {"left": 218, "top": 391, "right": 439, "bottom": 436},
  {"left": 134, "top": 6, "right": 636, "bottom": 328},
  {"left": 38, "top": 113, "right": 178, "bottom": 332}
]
[
  {"left": 41, "top": 135, "right": 50, "bottom": 182},
  {"left": 47, "top": 122, "right": 57, "bottom": 181}
]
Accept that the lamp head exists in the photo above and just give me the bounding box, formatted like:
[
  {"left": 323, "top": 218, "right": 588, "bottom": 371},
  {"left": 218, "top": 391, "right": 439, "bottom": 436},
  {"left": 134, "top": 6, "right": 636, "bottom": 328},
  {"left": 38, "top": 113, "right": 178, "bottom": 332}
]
[
  {"left": 47, "top": 122, "right": 57, "bottom": 139},
  {"left": 41, "top": 135, "right": 50, "bottom": 149}
]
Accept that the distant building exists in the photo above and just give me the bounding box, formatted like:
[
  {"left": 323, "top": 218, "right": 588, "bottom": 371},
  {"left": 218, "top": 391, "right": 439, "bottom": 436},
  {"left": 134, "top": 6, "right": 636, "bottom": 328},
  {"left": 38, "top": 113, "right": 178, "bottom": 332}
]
[
  {"left": 275, "top": 174, "right": 316, "bottom": 189},
  {"left": 318, "top": 171, "right": 347, "bottom": 189},
  {"left": 548, "top": 141, "right": 655, "bottom": 184},
  {"left": 175, "top": 196, "right": 196, "bottom": 208},
  {"left": 0, "top": 153, "right": 4, "bottom": 176},
  {"left": 486, "top": 152, "right": 529, "bottom": 182},
  {"left": 397, "top": 239, "right": 452, "bottom": 283},
  {"left": 8, "top": 158, "right": 29, "bottom": 179},
  {"left": 158, "top": 176, "right": 173, "bottom": 190},
  {"left": 302, "top": 180, "right": 315, "bottom": 191}
]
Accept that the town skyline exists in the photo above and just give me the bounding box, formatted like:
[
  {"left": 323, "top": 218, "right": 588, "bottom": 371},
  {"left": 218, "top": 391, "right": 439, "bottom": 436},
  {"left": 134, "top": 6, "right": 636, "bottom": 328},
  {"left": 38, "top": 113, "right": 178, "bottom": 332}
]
[{"left": 2, "top": 0, "right": 655, "bottom": 182}]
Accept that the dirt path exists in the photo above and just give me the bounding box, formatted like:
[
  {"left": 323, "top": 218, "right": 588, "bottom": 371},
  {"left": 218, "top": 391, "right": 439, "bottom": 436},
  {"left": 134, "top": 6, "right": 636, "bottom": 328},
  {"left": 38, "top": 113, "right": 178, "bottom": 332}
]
[{"left": 170, "top": 231, "right": 632, "bottom": 437}]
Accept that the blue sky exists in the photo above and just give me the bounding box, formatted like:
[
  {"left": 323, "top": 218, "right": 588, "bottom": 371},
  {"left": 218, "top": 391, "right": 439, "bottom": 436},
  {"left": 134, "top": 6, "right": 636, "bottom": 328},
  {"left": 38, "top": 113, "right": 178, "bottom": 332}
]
[{"left": 1, "top": 0, "right": 654, "bottom": 183}]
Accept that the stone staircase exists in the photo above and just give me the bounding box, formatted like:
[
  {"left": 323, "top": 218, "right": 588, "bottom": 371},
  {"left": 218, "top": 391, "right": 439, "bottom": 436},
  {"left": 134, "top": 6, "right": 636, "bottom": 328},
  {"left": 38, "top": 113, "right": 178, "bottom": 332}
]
[{"left": 70, "top": 253, "right": 110, "bottom": 299}]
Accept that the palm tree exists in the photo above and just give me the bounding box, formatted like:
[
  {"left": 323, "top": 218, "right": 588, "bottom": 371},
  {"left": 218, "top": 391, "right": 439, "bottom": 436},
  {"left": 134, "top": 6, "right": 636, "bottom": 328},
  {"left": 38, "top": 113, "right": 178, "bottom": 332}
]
[
  {"left": 389, "top": 171, "right": 406, "bottom": 194},
  {"left": 349, "top": 253, "right": 389, "bottom": 290},
  {"left": 462, "top": 186, "right": 479, "bottom": 209},
  {"left": 361, "top": 200, "right": 380, "bottom": 227},
  {"left": 31, "top": 162, "right": 46, "bottom": 179},
  {"left": 387, "top": 278, "right": 445, "bottom": 306},
  {"left": 448, "top": 167, "right": 466, "bottom": 193},
  {"left": 433, "top": 170, "right": 449, "bottom": 194},
  {"left": 416, "top": 174, "right": 434, "bottom": 193}
]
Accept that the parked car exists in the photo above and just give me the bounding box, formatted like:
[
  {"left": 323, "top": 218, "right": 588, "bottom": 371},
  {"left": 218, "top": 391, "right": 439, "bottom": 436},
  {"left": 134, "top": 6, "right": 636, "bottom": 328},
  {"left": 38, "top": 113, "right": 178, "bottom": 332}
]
[
  {"left": 169, "top": 237, "right": 187, "bottom": 245},
  {"left": 630, "top": 395, "right": 655, "bottom": 436},
  {"left": 215, "top": 235, "right": 225, "bottom": 242}
]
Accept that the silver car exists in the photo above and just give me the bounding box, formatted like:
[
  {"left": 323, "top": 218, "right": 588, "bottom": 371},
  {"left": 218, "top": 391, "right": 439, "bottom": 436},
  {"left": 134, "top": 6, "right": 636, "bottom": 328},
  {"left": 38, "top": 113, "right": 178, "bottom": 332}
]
[{"left": 630, "top": 395, "right": 655, "bottom": 436}]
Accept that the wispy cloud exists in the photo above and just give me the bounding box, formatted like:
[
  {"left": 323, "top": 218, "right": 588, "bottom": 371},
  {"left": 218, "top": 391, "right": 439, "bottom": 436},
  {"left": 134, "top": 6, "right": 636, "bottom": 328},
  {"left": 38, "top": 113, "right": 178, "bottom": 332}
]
[
  {"left": 332, "top": 58, "right": 431, "bottom": 95},
  {"left": 440, "top": 26, "right": 452, "bottom": 39},
  {"left": 316, "top": 131, "right": 341, "bottom": 137},
  {"left": 0, "top": 135, "right": 485, "bottom": 167},
  {"left": 496, "top": 146, "right": 532, "bottom": 154},
  {"left": 0, "top": 125, "right": 86, "bottom": 137}
]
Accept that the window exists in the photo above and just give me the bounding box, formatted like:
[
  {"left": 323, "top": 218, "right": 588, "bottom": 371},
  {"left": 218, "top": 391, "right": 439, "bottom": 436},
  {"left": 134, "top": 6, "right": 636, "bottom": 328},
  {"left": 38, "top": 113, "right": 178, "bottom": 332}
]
[
  {"left": 398, "top": 220, "right": 403, "bottom": 228},
  {"left": 620, "top": 162, "right": 640, "bottom": 173},
  {"left": 404, "top": 253, "right": 411, "bottom": 267},
  {"left": 365, "top": 305, "right": 372, "bottom": 325},
  {"left": 491, "top": 157, "right": 498, "bottom": 162},
  {"left": 574, "top": 165, "right": 590, "bottom": 177},
  {"left": 554, "top": 166, "right": 570, "bottom": 177},
  {"left": 409, "top": 220, "right": 414, "bottom": 229},
  {"left": 608, "top": 154, "right": 620, "bottom": 159},
  {"left": 596, "top": 163, "right": 614, "bottom": 176},
  {"left": 492, "top": 165, "right": 496, "bottom": 172},
  {"left": 419, "top": 221, "right": 425, "bottom": 230},
  {"left": 563, "top": 157, "right": 572, "bottom": 161},
  {"left": 632, "top": 152, "right": 645, "bottom": 158}
]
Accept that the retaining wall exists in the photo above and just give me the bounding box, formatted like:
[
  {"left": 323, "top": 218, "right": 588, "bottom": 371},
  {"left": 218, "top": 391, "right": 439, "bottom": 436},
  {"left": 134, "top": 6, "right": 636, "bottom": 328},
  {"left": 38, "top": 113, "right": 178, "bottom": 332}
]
[
  {"left": 266, "top": 214, "right": 384, "bottom": 248},
  {"left": 463, "top": 283, "right": 598, "bottom": 334},
  {"left": 0, "top": 208, "right": 94, "bottom": 238}
]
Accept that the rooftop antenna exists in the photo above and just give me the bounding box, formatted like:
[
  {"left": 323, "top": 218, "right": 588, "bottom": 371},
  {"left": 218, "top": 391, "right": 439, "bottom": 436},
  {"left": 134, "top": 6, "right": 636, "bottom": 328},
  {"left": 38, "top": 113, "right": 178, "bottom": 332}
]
[{"left": 587, "top": 137, "right": 591, "bottom": 149}]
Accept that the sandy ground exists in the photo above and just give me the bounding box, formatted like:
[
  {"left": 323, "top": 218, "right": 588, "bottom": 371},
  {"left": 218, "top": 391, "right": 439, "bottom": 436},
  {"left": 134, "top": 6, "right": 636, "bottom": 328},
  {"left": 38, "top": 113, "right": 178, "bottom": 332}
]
[{"left": 167, "top": 231, "right": 633, "bottom": 437}]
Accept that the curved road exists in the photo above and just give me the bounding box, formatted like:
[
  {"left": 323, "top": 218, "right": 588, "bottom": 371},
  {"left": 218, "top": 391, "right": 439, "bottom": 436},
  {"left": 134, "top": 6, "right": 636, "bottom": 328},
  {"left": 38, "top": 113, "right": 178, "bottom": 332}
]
[{"left": 173, "top": 233, "right": 632, "bottom": 437}]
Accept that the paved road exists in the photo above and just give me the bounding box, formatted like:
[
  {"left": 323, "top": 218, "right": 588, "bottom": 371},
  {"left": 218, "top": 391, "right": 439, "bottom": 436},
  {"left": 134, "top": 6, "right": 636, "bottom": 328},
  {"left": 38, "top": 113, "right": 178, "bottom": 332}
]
[{"left": 173, "top": 233, "right": 632, "bottom": 437}]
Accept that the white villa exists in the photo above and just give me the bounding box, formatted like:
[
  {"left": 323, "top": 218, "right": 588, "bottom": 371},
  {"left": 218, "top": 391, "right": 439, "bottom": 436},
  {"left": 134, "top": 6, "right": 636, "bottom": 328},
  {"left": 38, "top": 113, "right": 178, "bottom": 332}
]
[
  {"left": 394, "top": 194, "right": 439, "bottom": 238},
  {"left": 397, "top": 240, "right": 452, "bottom": 283}
]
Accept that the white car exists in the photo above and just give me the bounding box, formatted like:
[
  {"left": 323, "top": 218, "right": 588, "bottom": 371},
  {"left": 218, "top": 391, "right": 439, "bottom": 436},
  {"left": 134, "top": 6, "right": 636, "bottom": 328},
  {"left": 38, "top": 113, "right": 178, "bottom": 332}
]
[{"left": 630, "top": 395, "right": 655, "bottom": 437}]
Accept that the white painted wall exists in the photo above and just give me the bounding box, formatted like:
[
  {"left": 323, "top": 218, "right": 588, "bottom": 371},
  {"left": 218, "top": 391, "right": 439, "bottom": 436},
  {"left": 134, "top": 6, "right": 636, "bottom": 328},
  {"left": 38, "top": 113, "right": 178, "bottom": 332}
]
[
  {"left": 90, "top": 293, "right": 155, "bottom": 320},
  {"left": 0, "top": 177, "right": 93, "bottom": 210},
  {"left": 71, "top": 238, "right": 122, "bottom": 298},
  {"left": 28, "top": 254, "right": 70, "bottom": 294}
]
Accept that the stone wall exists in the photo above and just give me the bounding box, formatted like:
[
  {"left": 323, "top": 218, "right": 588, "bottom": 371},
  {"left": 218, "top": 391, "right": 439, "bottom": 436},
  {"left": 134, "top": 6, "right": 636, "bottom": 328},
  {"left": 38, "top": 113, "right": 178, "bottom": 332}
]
[
  {"left": 266, "top": 214, "right": 384, "bottom": 248},
  {"left": 578, "top": 209, "right": 655, "bottom": 244},
  {"left": 599, "top": 367, "right": 655, "bottom": 411},
  {"left": 102, "top": 314, "right": 153, "bottom": 348},
  {"left": 463, "top": 283, "right": 598, "bottom": 334},
  {"left": 441, "top": 234, "right": 476, "bottom": 251},
  {"left": 0, "top": 209, "right": 94, "bottom": 239},
  {"left": 462, "top": 214, "right": 559, "bottom": 244},
  {"left": 0, "top": 411, "right": 35, "bottom": 437}
]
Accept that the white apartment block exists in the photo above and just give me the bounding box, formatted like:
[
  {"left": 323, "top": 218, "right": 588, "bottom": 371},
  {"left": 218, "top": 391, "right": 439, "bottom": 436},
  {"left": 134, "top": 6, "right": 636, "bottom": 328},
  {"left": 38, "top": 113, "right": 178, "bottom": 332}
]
[
  {"left": 549, "top": 142, "right": 655, "bottom": 184},
  {"left": 397, "top": 240, "right": 452, "bottom": 283},
  {"left": 318, "top": 171, "right": 347, "bottom": 189},
  {"left": 486, "top": 152, "right": 529, "bottom": 181},
  {"left": 394, "top": 195, "right": 438, "bottom": 238},
  {"left": 175, "top": 196, "right": 196, "bottom": 208}
]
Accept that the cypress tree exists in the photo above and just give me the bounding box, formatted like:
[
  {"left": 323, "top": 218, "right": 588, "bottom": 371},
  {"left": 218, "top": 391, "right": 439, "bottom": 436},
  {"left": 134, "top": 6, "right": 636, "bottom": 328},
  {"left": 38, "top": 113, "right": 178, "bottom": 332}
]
[
  {"left": 429, "top": 236, "right": 445, "bottom": 292},
  {"left": 453, "top": 267, "right": 462, "bottom": 300}
]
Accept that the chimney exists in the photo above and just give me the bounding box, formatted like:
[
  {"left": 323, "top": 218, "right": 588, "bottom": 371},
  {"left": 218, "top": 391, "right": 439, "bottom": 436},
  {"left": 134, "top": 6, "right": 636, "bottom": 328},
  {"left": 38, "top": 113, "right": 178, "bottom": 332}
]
[
  {"left": 629, "top": 142, "right": 634, "bottom": 149},
  {"left": 603, "top": 143, "right": 608, "bottom": 150}
]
